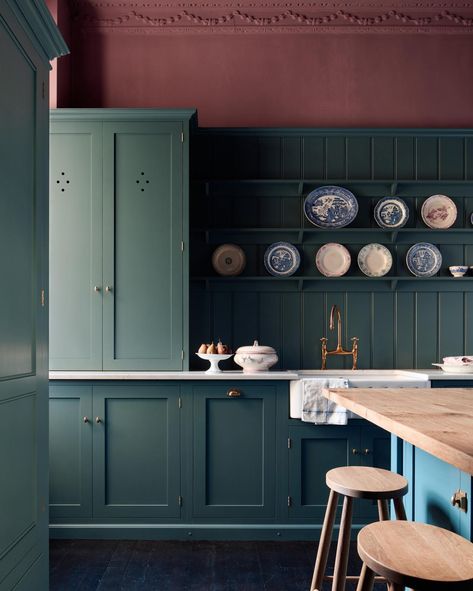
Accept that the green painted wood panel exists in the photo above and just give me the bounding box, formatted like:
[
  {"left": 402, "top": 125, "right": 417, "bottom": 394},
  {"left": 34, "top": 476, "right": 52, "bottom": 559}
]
[
  {"left": 0, "top": 1, "right": 55, "bottom": 587},
  {"left": 49, "top": 385, "right": 93, "bottom": 518},
  {"left": 103, "top": 121, "right": 184, "bottom": 370},
  {"left": 192, "top": 383, "right": 276, "bottom": 519},
  {"left": 49, "top": 122, "right": 103, "bottom": 370},
  {"left": 191, "top": 128, "right": 473, "bottom": 370},
  {"left": 93, "top": 384, "right": 181, "bottom": 518}
]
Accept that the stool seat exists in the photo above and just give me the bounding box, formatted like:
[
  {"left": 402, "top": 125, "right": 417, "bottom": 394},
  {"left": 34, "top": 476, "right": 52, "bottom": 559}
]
[
  {"left": 326, "top": 466, "right": 408, "bottom": 500},
  {"left": 358, "top": 520, "right": 473, "bottom": 590}
]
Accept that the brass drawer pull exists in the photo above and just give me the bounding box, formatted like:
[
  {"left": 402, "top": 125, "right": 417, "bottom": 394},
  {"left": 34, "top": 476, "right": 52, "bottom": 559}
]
[
  {"left": 95, "top": 416, "right": 103, "bottom": 424},
  {"left": 83, "top": 416, "right": 90, "bottom": 424},
  {"left": 227, "top": 388, "right": 241, "bottom": 398}
]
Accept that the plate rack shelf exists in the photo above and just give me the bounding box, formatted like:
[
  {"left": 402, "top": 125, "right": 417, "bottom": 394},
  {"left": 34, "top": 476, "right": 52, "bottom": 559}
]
[{"left": 190, "top": 177, "right": 473, "bottom": 291}]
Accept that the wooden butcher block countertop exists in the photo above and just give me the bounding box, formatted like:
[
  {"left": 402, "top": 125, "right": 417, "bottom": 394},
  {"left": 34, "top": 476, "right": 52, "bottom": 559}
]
[{"left": 325, "top": 388, "right": 473, "bottom": 475}]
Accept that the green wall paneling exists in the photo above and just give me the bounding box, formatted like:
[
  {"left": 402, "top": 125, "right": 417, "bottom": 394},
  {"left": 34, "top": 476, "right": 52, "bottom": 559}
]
[{"left": 190, "top": 128, "right": 473, "bottom": 370}]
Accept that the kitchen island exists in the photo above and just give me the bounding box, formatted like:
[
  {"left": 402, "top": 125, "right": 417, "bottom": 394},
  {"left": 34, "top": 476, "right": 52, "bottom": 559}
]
[{"left": 325, "top": 387, "right": 473, "bottom": 539}]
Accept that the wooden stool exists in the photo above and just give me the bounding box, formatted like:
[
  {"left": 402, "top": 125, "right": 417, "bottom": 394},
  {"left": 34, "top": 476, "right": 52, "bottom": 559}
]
[
  {"left": 356, "top": 520, "right": 473, "bottom": 590},
  {"left": 310, "top": 466, "right": 408, "bottom": 591}
]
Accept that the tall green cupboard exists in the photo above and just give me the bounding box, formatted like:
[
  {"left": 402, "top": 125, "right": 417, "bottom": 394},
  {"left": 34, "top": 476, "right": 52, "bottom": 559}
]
[{"left": 49, "top": 109, "right": 195, "bottom": 371}]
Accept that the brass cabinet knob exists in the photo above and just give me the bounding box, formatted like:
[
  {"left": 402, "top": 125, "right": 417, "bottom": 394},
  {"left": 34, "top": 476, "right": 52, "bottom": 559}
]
[
  {"left": 95, "top": 416, "right": 103, "bottom": 424},
  {"left": 227, "top": 388, "right": 241, "bottom": 398},
  {"left": 451, "top": 490, "right": 468, "bottom": 512},
  {"left": 352, "top": 448, "right": 360, "bottom": 455},
  {"left": 94, "top": 286, "right": 101, "bottom": 292},
  {"left": 83, "top": 416, "right": 89, "bottom": 423},
  {"left": 105, "top": 286, "right": 112, "bottom": 293},
  {"left": 363, "top": 448, "right": 371, "bottom": 455}
]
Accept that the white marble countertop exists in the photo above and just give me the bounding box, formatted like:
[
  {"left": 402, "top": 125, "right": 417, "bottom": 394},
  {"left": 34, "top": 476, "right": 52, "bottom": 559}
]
[{"left": 49, "top": 370, "right": 299, "bottom": 380}]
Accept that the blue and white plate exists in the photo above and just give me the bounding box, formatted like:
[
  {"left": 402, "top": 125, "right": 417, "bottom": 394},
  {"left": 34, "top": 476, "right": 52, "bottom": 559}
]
[
  {"left": 374, "top": 197, "right": 409, "bottom": 229},
  {"left": 406, "top": 242, "right": 442, "bottom": 277},
  {"left": 304, "top": 186, "right": 358, "bottom": 228},
  {"left": 264, "top": 242, "right": 300, "bottom": 277}
]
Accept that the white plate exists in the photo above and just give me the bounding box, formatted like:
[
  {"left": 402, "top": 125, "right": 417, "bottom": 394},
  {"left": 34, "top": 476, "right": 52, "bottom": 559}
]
[
  {"left": 432, "top": 363, "right": 473, "bottom": 374},
  {"left": 316, "top": 243, "right": 351, "bottom": 277},
  {"left": 421, "top": 195, "right": 457, "bottom": 229},
  {"left": 357, "top": 243, "right": 393, "bottom": 277}
]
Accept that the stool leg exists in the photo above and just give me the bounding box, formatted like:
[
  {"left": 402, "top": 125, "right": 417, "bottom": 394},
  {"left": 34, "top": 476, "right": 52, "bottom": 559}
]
[
  {"left": 393, "top": 497, "right": 407, "bottom": 520},
  {"left": 332, "top": 496, "right": 353, "bottom": 591},
  {"left": 310, "top": 489, "right": 339, "bottom": 591},
  {"left": 356, "top": 563, "right": 375, "bottom": 591},
  {"left": 377, "top": 499, "right": 390, "bottom": 521}
]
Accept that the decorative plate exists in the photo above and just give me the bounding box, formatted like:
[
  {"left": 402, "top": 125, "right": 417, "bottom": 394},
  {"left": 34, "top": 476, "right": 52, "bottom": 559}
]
[
  {"left": 421, "top": 195, "right": 457, "bottom": 229},
  {"left": 357, "top": 243, "right": 393, "bottom": 277},
  {"left": 304, "top": 186, "right": 358, "bottom": 228},
  {"left": 315, "top": 243, "right": 351, "bottom": 277},
  {"left": 374, "top": 197, "right": 409, "bottom": 229},
  {"left": 406, "top": 242, "right": 442, "bottom": 277},
  {"left": 264, "top": 242, "right": 300, "bottom": 277},
  {"left": 212, "top": 244, "right": 246, "bottom": 276}
]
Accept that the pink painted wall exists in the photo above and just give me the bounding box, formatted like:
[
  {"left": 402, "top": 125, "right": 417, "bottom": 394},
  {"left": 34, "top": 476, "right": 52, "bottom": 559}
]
[{"left": 53, "top": 2, "right": 473, "bottom": 127}]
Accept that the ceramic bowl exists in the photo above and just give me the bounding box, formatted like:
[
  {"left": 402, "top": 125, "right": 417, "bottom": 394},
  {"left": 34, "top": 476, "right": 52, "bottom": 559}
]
[
  {"left": 196, "top": 353, "right": 233, "bottom": 373},
  {"left": 432, "top": 363, "right": 473, "bottom": 374},
  {"left": 449, "top": 265, "right": 468, "bottom": 278},
  {"left": 234, "top": 341, "right": 278, "bottom": 373},
  {"left": 442, "top": 356, "right": 473, "bottom": 365}
]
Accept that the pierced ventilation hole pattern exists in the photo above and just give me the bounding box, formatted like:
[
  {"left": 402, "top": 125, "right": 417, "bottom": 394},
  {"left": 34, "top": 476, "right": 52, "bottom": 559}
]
[
  {"left": 56, "top": 171, "right": 71, "bottom": 193},
  {"left": 136, "top": 171, "right": 150, "bottom": 192}
]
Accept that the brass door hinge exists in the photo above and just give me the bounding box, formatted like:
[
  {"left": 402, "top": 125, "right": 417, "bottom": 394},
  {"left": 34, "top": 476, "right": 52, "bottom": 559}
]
[
  {"left": 287, "top": 496, "right": 292, "bottom": 508},
  {"left": 178, "top": 397, "right": 182, "bottom": 409},
  {"left": 178, "top": 495, "right": 183, "bottom": 507},
  {"left": 181, "top": 241, "right": 185, "bottom": 253},
  {"left": 287, "top": 438, "right": 292, "bottom": 449},
  {"left": 181, "top": 131, "right": 184, "bottom": 143},
  {"left": 41, "top": 289, "right": 45, "bottom": 307},
  {"left": 181, "top": 350, "right": 185, "bottom": 361}
]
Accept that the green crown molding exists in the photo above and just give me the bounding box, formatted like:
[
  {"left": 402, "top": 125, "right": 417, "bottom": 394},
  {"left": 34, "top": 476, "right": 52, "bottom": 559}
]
[
  {"left": 7, "top": 0, "right": 68, "bottom": 62},
  {"left": 50, "top": 108, "right": 197, "bottom": 122}
]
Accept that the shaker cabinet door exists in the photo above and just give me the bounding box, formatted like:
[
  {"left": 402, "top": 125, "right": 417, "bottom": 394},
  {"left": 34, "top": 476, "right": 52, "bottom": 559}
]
[
  {"left": 49, "top": 122, "right": 103, "bottom": 370},
  {"left": 92, "top": 384, "right": 181, "bottom": 518},
  {"left": 49, "top": 385, "right": 93, "bottom": 519},
  {"left": 192, "top": 383, "right": 277, "bottom": 519},
  {"left": 102, "top": 122, "right": 184, "bottom": 370}
]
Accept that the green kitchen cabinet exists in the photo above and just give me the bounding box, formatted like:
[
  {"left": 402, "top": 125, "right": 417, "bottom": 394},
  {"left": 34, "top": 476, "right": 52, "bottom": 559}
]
[
  {"left": 49, "top": 385, "right": 93, "bottom": 519},
  {"left": 287, "top": 422, "right": 390, "bottom": 522},
  {"left": 402, "top": 442, "right": 473, "bottom": 540},
  {"left": 192, "top": 382, "right": 278, "bottom": 520},
  {"left": 49, "top": 109, "right": 195, "bottom": 371},
  {"left": 92, "top": 384, "right": 182, "bottom": 519}
]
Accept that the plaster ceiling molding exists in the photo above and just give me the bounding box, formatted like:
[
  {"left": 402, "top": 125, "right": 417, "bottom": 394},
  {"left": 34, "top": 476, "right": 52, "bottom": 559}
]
[{"left": 68, "top": 1, "right": 473, "bottom": 34}]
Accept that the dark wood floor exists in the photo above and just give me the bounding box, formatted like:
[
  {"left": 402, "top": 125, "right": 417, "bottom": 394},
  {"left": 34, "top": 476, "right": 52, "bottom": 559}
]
[{"left": 50, "top": 539, "right": 386, "bottom": 590}]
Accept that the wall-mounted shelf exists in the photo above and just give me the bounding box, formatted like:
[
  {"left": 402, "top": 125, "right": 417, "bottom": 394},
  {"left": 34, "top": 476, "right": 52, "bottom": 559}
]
[
  {"left": 191, "top": 275, "right": 473, "bottom": 292},
  {"left": 193, "top": 178, "right": 473, "bottom": 198},
  {"left": 192, "top": 227, "right": 473, "bottom": 245}
]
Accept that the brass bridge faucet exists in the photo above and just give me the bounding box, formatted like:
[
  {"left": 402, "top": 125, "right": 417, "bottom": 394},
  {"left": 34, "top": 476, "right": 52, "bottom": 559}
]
[{"left": 321, "top": 304, "right": 359, "bottom": 370}]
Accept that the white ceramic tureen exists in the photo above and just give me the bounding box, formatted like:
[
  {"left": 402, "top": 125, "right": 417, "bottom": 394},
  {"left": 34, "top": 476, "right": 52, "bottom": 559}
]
[{"left": 234, "top": 340, "right": 278, "bottom": 373}]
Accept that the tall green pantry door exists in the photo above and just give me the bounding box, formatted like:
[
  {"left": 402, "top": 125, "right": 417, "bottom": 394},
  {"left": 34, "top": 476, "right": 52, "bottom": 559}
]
[
  {"left": 0, "top": 1, "right": 66, "bottom": 589},
  {"left": 103, "top": 121, "right": 184, "bottom": 369}
]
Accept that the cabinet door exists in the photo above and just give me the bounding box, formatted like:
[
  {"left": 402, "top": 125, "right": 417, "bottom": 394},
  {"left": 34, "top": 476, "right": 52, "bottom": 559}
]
[
  {"left": 102, "top": 122, "right": 185, "bottom": 370},
  {"left": 49, "top": 385, "right": 93, "bottom": 518},
  {"left": 287, "top": 424, "right": 360, "bottom": 520},
  {"left": 93, "top": 385, "right": 181, "bottom": 518},
  {"left": 49, "top": 121, "right": 103, "bottom": 369},
  {"left": 193, "top": 383, "right": 276, "bottom": 519}
]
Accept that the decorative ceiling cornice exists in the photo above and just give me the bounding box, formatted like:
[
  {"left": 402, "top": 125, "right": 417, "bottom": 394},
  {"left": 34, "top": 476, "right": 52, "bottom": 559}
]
[{"left": 68, "top": 1, "right": 473, "bottom": 33}]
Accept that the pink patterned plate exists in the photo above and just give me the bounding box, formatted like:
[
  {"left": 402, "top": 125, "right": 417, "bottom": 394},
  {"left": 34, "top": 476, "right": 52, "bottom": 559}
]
[
  {"left": 315, "top": 243, "right": 351, "bottom": 277},
  {"left": 421, "top": 194, "right": 457, "bottom": 229}
]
